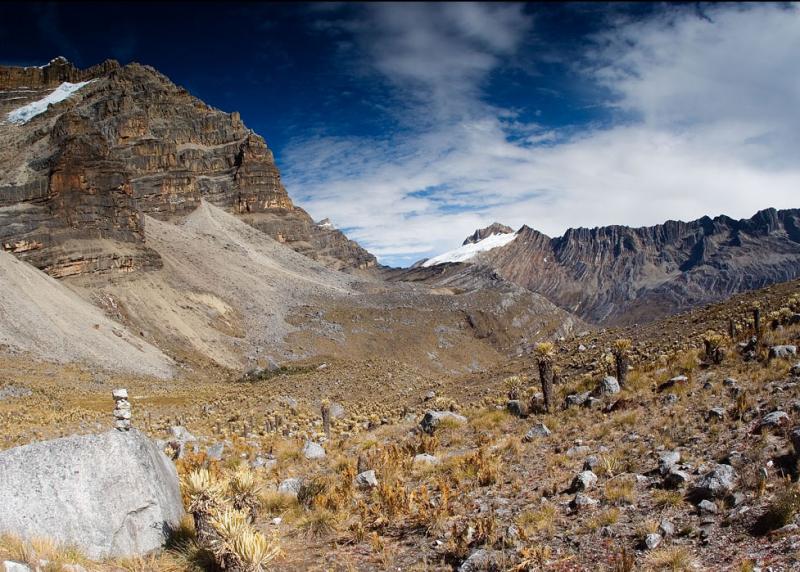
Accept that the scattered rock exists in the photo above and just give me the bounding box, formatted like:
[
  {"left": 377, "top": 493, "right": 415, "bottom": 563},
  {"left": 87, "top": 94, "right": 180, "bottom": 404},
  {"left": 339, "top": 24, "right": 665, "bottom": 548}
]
[
  {"left": 658, "top": 375, "right": 688, "bottom": 393},
  {"left": 566, "top": 445, "right": 591, "bottom": 458},
  {"left": 523, "top": 422, "right": 551, "bottom": 441},
  {"left": 792, "top": 363, "right": 800, "bottom": 377},
  {"left": 664, "top": 468, "right": 690, "bottom": 489},
  {"left": 0, "top": 429, "right": 183, "bottom": 559},
  {"left": 583, "top": 456, "right": 600, "bottom": 471},
  {"left": 769, "top": 345, "right": 797, "bottom": 359},
  {"left": 167, "top": 426, "right": 197, "bottom": 459},
  {"left": 658, "top": 451, "right": 681, "bottom": 475},
  {"left": 570, "top": 470, "right": 598, "bottom": 492},
  {"left": 707, "top": 407, "right": 726, "bottom": 421},
  {"left": 355, "top": 470, "right": 378, "bottom": 489},
  {"left": 698, "top": 499, "right": 718, "bottom": 515},
  {"left": 692, "top": 464, "right": 737, "bottom": 500},
  {"left": 755, "top": 411, "right": 790, "bottom": 433},
  {"left": 598, "top": 376, "right": 620, "bottom": 396},
  {"left": 659, "top": 519, "right": 675, "bottom": 537},
  {"left": 0, "top": 385, "right": 32, "bottom": 400},
  {"left": 459, "top": 549, "right": 501, "bottom": 572},
  {"left": 302, "top": 440, "right": 326, "bottom": 460},
  {"left": 506, "top": 400, "right": 529, "bottom": 418},
  {"left": 565, "top": 392, "right": 590, "bottom": 408},
  {"left": 206, "top": 443, "right": 224, "bottom": 461},
  {"left": 278, "top": 478, "right": 303, "bottom": 497},
  {"left": 2, "top": 562, "right": 30, "bottom": 572},
  {"left": 420, "top": 410, "right": 467, "bottom": 434},
  {"left": 644, "top": 533, "right": 662, "bottom": 550},
  {"left": 569, "top": 493, "right": 599, "bottom": 511},
  {"left": 413, "top": 453, "right": 440, "bottom": 466}
]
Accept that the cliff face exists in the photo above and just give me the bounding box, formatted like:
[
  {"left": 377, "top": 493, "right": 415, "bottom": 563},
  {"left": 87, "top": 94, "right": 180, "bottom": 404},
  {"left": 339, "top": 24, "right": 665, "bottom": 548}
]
[
  {"left": 478, "top": 209, "right": 800, "bottom": 324},
  {"left": 0, "top": 58, "right": 376, "bottom": 277}
]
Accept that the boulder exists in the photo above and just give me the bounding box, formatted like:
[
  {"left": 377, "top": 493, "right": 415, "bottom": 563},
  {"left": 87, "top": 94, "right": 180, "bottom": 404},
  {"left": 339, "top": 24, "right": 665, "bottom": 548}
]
[
  {"left": 692, "top": 464, "right": 737, "bottom": 501},
  {"left": 420, "top": 410, "right": 467, "bottom": 434},
  {"left": 523, "top": 422, "right": 551, "bottom": 441},
  {"left": 0, "top": 429, "right": 183, "bottom": 559},
  {"left": 355, "top": 470, "right": 379, "bottom": 489},
  {"left": 302, "top": 441, "right": 326, "bottom": 460},
  {"left": 769, "top": 345, "right": 797, "bottom": 359},
  {"left": 755, "top": 411, "right": 790, "bottom": 433},
  {"left": 598, "top": 376, "right": 620, "bottom": 396}
]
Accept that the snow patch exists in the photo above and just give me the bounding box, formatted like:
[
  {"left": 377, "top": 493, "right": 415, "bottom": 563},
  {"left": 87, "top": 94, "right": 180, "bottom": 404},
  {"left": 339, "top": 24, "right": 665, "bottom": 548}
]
[
  {"left": 422, "top": 232, "right": 517, "bottom": 267},
  {"left": 317, "top": 218, "right": 335, "bottom": 229},
  {"left": 6, "top": 80, "right": 94, "bottom": 124}
]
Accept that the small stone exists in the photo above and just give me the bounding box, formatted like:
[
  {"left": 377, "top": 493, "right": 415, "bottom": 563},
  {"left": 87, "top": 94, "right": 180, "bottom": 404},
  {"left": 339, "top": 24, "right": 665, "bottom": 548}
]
[
  {"left": 598, "top": 376, "right": 620, "bottom": 396},
  {"left": 790, "top": 426, "right": 800, "bottom": 454},
  {"left": 278, "top": 477, "right": 303, "bottom": 496},
  {"left": 567, "top": 445, "right": 591, "bottom": 458},
  {"left": 698, "top": 499, "right": 718, "bottom": 514},
  {"left": 565, "top": 392, "right": 590, "bottom": 407},
  {"left": 424, "top": 390, "right": 436, "bottom": 401},
  {"left": 756, "top": 411, "right": 790, "bottom": 433},
  {"left": 707, "top": 407, "right": 725, "bottom": 420},
  {"left": 206, "top": 443, "right": 224, "bottom": 461},
  {"left": 111, "top": 388, "right": 128, "bottom": 400},
  {"left": 791, "top": 363, "right": 800, "bottom": 377},
  {"left": 723, "top": 377, "right": 738, "bottom": 387},
  {"left": 302, "top": 440, "right": 326, "bottom": 460},
  {"left": 458, "top": 549, "right": 501, "bottom": 572},
  {"left": 644, "top": 533, "right": 662, "bottom": 550},
  {"left": 3, "top": 562, "right": 31, "bottom": 572},
  {"left": 413, "top": 453, "right": 440, "bottom": 466},
  {"left": 571, "top": 470, "right": 598, "bottom": 492},
  {"left": 658, "top": 451, "right": 681, "bottom": 475},
  {"left": 659, "top": 519, "right": 675, "bottom": 537},
  {"left": 693, "top": 464, "right": 737, "bottom": 500},
  {"left": 570, "top": 493, "right": 599, "bottom": 510},
  {"left": 420, "top": 410, "right": 467, "bottom": 434},
  {"left": 769, "top": 345, "right": 797, "bottom": 359},
  {"left": 507, "top": 400, "right": 529, "bottom": 418},
  {"left": 355, "top": 470, "right": 378, "bottom": 489},
  {"left": 664, "top": 468, "right": 690, "bottom": 489},
  {"left": 523, "top": 422, "right": 551, "bottom": 441},
  {"left": 583, "top": 456, "right": 600, "bottom": 471}
]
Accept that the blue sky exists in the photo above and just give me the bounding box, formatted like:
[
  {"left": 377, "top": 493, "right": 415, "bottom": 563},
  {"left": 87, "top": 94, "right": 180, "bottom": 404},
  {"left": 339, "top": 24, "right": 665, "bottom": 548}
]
[{"left": 2, "top": 2, "right": 799, "bottom": 267}]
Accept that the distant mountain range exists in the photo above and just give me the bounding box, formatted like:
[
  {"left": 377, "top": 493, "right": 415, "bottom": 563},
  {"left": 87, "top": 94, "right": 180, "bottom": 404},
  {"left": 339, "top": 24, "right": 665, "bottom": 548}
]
[{"left": 412, "top": 208, "right": 800, "bottom": 324}]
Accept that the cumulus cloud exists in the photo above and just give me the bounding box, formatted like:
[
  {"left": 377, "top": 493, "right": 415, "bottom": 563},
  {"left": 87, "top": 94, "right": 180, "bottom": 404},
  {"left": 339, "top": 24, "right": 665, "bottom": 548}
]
[{"left": 282, "top": 3, "right": 800, "bottom": 267}]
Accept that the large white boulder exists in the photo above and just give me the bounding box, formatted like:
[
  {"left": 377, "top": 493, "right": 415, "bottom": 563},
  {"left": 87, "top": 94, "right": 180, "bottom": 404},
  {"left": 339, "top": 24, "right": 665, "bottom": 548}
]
[{"left": 0, "top": 429, "right": 183, "bottom": 559}]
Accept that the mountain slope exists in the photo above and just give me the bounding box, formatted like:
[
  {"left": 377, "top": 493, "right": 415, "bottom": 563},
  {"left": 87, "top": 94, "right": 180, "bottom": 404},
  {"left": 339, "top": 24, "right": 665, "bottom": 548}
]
[
  {"left": 0, "top": 57, "right": 377, "bottom": 276},
  {"left": 416, "top": 210, "right": 800, "bottom": 324},
  {"left": 0, "top": 249, "right": 173, "bottom": 378}
]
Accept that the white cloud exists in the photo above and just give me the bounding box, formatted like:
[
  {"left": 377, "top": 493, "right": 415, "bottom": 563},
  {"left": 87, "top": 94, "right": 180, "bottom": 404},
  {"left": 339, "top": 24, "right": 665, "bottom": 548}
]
[{"left": 282, "top": 3, "right": 800, "bottom": 267}]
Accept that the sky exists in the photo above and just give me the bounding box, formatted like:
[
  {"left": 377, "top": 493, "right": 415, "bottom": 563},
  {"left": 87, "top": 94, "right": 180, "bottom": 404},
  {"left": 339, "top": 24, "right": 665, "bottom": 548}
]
[{"left": 2, "top": 2, "right": 799, "bottom": 267}]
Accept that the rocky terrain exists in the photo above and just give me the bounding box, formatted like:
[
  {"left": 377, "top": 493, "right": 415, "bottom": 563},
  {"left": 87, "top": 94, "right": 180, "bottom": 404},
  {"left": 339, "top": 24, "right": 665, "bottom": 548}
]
[
  {"left": 2, "top": 56, "right": 800, "bottom": 572},
  {"left": 409, "top": 211, "right": 800, "bottom": 325}
]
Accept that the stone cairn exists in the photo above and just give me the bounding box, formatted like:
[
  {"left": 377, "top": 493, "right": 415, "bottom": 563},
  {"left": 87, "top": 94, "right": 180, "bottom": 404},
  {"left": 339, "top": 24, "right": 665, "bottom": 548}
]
[{"left": 112, "top": 388, "right": 132, "bottom": 431}]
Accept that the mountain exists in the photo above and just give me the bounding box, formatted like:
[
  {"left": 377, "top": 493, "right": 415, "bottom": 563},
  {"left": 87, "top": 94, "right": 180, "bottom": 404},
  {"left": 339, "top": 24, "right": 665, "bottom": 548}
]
[
  {"left": 419, "top": 210, "right": 800, "bottom": 324},
  {"left": 0, "top": 57, "right": 377, "bottom": 276},
  {"left": 0, "top": 58, "right": 579, "bottom": 374}
]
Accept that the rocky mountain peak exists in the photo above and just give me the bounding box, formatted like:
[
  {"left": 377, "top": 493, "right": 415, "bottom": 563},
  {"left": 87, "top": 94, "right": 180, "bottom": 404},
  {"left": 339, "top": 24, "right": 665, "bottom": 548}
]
[
  {"left": 462, "top": 222, "right": 514, "bottom": 245},
  {"left": 0, "top": 57, "right": 378, "bottom": 275}
]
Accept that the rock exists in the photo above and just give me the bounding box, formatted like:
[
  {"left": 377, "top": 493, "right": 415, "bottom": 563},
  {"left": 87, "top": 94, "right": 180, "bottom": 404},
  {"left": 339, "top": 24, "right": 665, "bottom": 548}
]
[
  {"left": 0, "top": 429, "right": 183, "bottom": 559},
  {"left": 302, "top": 440, "right": 326, "bottom": 460},
  {"left": 769, "top": 345, "right": 797, "bottom": 359},
  {"left": 506, "top": 400, "right": 529, "bottom": 418},
  {"left": 756, "top": 411, "right": 790, "bottom": 433},
  {"left": 0, "top": 385, "right": 32, "bottom": 400},
  {"left": 658, "top": 451, "right": 681, "bottom": 475},
  {"left": 692, "top": 464, "right": 737, "bottom": 500},
  {"left": 413, "top": 453, "right": 440, "bottom": 466},
  {"left": 583, "top": 456, "right": 600, "bottom": 471},
  {"left": 658, "top": 375, "right": 688, "bottom": 392},
  {"left": 707, "top": 407, "right": 725, "bottom": 420},
  {"left": 664, "top": 468, "right": 690, "bottom": 489},
  {"left": 355, "top": 470, "right": 378, "bottom": 489},
  {"left": 206, "top": 443, "right": 224, "bottom": 461},
  {"left": 584, "top": 396, "right": 603, "bottom": 409},
  {"left": 578, "top": 344, "right": 587, "bottom": 352},
  {"left": 571, "top": 470, "right": 598, "bottom": 492},
  {"left": 2, "top": 563, "right": 30, "bottom": 572},
  {"left": 723, "top": 377, "right": 738, "bottom": 387},
  {"left": 565, "top": 392, "right": 590, "bottom": 407},
  {"left": 278, "top": 478, "right": 303, "bottom": 497},
  {"left": 424, "top": 390, "right": 436, "bottom": 401},
  {"left": 698, "top": 499, "right": 718, "bottom": 514},
  {"left": 168, "top": 426, "right": 197, "bottom": 459},
  {"left": 790, "top": 426, "right": 800, "bottom": 454},
  {"left": 523, "top": 422, "right": 551, "bottom": 441},
  {"left": 598, "top": 376, "right": 620, "bottom": 396},
  {"left": 458, "top": 549, "right": 501, "bottom": 572},
  {"left": 792, "top": 363, "right": 800, "bottom": 377},
  {"left": 659, "top": 519, "right": 675, "bottom": 537},
  {"left": 329, "top": 402, "right": 346, "bottom": 419},
  {"left": 251, "top": 456, "right": 277, "bottom": 471},
  {"left": 420, "top": 410, "right": 467, "bottom": 434},
  {"left": 644, "top": 533, "right": 662, "bottom": 550},
  {"left": 569, "top": 493, "right": 599, "bottom": 511},
  {"left": 567, "top": 445, "right": 591, "bottom": 458}
]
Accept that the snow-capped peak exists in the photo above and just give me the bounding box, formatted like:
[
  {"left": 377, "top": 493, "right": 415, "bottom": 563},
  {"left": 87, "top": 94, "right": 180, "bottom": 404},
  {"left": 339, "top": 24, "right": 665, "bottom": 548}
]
[
  {"left": 6, "top": 80, "right": 94, "bottom": 124},
  {"left": 422, "top": 231, "right": 517, "bottom": 267}
]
